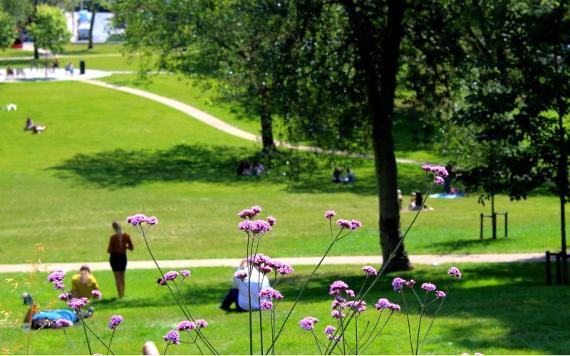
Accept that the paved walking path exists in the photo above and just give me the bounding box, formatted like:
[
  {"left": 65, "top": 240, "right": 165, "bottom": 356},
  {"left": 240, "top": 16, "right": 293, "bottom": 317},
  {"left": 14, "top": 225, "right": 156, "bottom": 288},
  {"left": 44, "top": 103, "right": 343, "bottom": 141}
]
[
  {"left": 0, "top": 53, "right": 123, "bottom": 61},
  {"left": 0, "top": 253, "right": 543, "bottom": 273},
  {"left": 83, "top": 79, "right": 420, "bottom": 164}
]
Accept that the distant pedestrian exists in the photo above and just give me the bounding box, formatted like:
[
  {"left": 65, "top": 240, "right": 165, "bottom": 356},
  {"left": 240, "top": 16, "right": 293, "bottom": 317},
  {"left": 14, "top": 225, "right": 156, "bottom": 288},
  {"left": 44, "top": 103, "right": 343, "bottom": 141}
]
[{"left": 107, "top": 221, "right": 134, "bottom": 299}]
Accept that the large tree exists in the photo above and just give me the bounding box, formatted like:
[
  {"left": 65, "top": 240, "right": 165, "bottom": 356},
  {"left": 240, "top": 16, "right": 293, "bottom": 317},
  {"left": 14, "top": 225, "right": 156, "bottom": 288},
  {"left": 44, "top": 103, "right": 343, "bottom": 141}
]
[
  {"left": 28, "top": 4, "right": 70, "bottom": 76},
  {"left": 114, "top": 0, "right": 311, "bottom": 152},
  {"left": 0, "top": 8, "right": 16, "bottom": 50},
  {"left": 448, "top": 0, "right": 570, "bottom": 281}
]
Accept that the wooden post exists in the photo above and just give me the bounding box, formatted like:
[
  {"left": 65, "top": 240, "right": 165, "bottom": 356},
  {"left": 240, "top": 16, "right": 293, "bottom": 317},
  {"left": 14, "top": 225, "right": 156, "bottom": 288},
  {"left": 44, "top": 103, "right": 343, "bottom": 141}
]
[
  {"left": 556, "top": 253, "right": 562, "bottom": 285},
  {"left": 546, "top": 251, "right": 552, "bottom": 285},
  {"left": 491, "top": 195, "right": 497, "bottom": 240},
  {"left": 504, "top": 212, "right": 508, "bottom": 238},
  {"left": 480, "top": 213, "right": 484, "bottom": 239}
]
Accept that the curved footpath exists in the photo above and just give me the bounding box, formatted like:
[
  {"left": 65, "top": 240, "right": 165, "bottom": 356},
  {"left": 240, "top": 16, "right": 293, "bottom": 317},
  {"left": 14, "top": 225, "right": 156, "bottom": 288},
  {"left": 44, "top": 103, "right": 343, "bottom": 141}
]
[{"left": 0, "top": 253, "right": 543, "bottom": 273}]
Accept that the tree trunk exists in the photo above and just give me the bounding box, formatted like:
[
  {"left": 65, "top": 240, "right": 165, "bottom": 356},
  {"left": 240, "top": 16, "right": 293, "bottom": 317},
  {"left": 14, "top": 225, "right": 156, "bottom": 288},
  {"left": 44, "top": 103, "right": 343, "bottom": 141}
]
[
  {"left": 33, "top": 0, "right": 39, "bottom": 60},
  {"left": 344, "top": 0, "right": 411, "bottom": 271},
  {"left": 258, "top": 86, "right": 276, "bottom": 152},
  {"left": 88, "top": 6, "right": 96, "bottom": 49},
  {"left": 558, "top": 105, "right": 568, "bottom": 284}
]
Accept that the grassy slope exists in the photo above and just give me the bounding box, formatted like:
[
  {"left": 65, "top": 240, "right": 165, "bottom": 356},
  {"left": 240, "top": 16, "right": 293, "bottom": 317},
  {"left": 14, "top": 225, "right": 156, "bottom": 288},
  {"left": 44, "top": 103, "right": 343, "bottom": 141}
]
[
  {"left": 0, "top": 79, "right": 566, "bottom": 264},
  {"left": 0, "top": 263, "right": 568, "bottom": 354}
]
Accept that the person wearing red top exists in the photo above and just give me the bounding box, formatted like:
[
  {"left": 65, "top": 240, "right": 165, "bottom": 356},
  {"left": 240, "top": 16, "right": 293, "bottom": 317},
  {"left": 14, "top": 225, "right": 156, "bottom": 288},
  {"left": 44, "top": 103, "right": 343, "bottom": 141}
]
[{"left": 107, "top": 222, "right": 133, "bottom": 299}]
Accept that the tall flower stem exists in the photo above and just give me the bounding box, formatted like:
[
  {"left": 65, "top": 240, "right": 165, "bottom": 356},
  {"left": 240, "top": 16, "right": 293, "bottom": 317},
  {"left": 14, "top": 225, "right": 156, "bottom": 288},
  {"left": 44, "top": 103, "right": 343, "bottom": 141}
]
[
  {"left": 266, "top": 239, "right": 337, "bottom": 354},
  {"left": 107, "top": 329, "right": 116, "bottom": 355},
  {"left": 83, "top": 321, "right": 115, "bottom": 354},
  {"left": 246, "top": 233, "right": 254, "bottom": 355},
  {"left": 62, "top": 328, "right": 78, "bottom": 355},
  {"left": 325, "top": 185, "right": 435, "bottom": 354},
  {"left": 78, "top": 313, "right": 92, "bottom": 355},
  {"left": 257, "top": 266, "right": 264, "bottom": 354},
  {"left": 415, "top": 293, "right": 429, "bottom": 355},
  {"left": 401, "top": 291, "right": 415, "bottom": 354},
  {"left": 138, "top": 226, "right": 217, "bottom": 354}
]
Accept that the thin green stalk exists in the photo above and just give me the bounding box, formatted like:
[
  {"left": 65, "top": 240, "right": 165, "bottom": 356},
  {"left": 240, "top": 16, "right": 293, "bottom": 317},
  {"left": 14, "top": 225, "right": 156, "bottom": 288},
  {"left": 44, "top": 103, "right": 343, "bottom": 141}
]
[
  {"left": 78, "top": 313, "right": 92, "bottom": 355},
  {"left": 326, "top": 185, "right": 435, "bottom": 354},
  {"left": 62, "top": 328, "right": 79, "bottom": 355},
  {"left": 164, "top": 342, "right": 170, "bottom": 355},
  {"left": 266, "top": 238, "right": 337, "bottom": 354},
  {"left": 83, "top": 320, "right": 115, "bottom": 354},
  {"left": 107, "top": 329, "right": 116, "bottom": 355},
  {"left": 359, "top": 312, "right": 394, "bottom": 352},
  {"left": 415, "top": 293, "right": 429, "bottom": 355},
  {"left": 401, "top": 292, "right": 415, "bottom": 354},
  {"left": 246, "top": 233, "right": 254, "bottom": 355},
  {"left": 310, "top": 330, "right": 324, "bottom": 354}
]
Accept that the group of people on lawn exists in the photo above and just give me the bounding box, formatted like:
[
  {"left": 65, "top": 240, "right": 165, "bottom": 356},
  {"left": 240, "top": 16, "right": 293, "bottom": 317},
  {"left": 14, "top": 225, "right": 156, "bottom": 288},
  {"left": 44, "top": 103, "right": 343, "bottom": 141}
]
[{"left": 24, "top": 221, "right": 265, "bottom": 330}]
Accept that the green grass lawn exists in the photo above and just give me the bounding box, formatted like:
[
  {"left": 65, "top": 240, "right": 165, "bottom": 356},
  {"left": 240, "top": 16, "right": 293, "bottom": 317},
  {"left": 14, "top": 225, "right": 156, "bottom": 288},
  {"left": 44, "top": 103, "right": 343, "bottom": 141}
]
[
  {"left": 0, "top": 263, "right": 567, "bottom": 354},
  {"left": 0, "top": 80, "right": 567, "bottom": 264}
]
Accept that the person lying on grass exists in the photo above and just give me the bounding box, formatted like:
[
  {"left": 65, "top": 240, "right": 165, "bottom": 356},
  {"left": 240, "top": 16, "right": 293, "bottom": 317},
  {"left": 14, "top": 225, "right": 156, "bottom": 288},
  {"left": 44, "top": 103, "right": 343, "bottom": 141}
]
[{"left": 22, "top": 293, "right": 94, "bottom": 329}]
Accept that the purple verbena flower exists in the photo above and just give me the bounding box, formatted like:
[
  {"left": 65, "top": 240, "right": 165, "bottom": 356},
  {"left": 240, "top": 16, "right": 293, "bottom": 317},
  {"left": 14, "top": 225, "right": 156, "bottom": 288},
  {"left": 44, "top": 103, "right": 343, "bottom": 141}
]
[
  {"left": 324, "top": 210, "right": 336, "bottom": 219},
  {"left": 238, "top": 220, "right": 252, "bottom": 232},
  {"left": 346, "top": 289, "right": 355, "bottom": 297},
  {"left": 126, "top": 214, "right": 148, "bottom": 226},
  {"left": 238, "top": 208, "right": 256, "bottom": 219},
  {"left": 345, "top": 300, "right": 367, "bottom": 313},
  {"left": 58, "top": 293, "right": 71, "bottom": 301},
  {"left": 331, "top": 310, "right": 345, "bottom": 319},
  {"left": 108, "top": 315, "right": 123, "bottom": 330},
  {"left": 163, "top": 329, "right": 180, "bottom": 345},
  {"left": 336, "top": 219, "right": 352, "bottom": 229},
  {"left": 350, "top": 219, "right": 363, "bottom": 230},
  {"left": 145, "top": 216, "right": 159, "bottom": 225},
  {"left": 67, "top": 297, "right": 89, "bottom": 310},
  {"left": 406, "top": 279, "right": 416, "bottom": 288},
  {"left": 392, "top": 277, "right": 407, "bottom": 292},
  {"left": 374, "top": 298, "right": 391, "bottom": 310},
  {"left": 266, "top": 216, "right": 276, "bottom": 226},
  {"left": 178, "top": 320, "right": 196, "bottom": 331},
  {"left": 47, "top": 270, "right": 65, "bottom": 283},
  {"left": 276, "top": 263, "right": 294, "bottom": 275},
  {"left": 260, "top": 299, "right": 273, "bottom": 310},
  {"left": 298, "top": 316, "right": 319, "bottom": 330},
  {"left": 180, "top": 270, "right": 191, "bottom": 278},
  {"left": 436, "top": 290, "right": 447, "bottom": 298},
  {"left": 324, "top": 325, "right": 336, "bottom": 335},
  {"left": 195, "top": 319, "right": 208, "bottom": 328},
  {"left": 448, "top": 266, "right": 462, "bottom": 279},
  {"left": 329, "top": 280, "right": 349, "bottom": 295},
  {"left": 234, "top": 270, "right": 247, "bottom": 281},
  {"left": 259, "top": 287, "right": 284, "bottom": 300},
  {"left": 421, "top": 282, "right": 437, "bottom": 292},
  {"left": 251, "top": 205, "right": 262, "bottom": 214},
  {"left": 91, "top": 290, "right": 102, "bottom": 299},
  {"left": 362, "top": 265, "right": 378, "bottom": 276},
  {"left": 54, "top": 281, "right": 65, "bottom": 290},
  {"left": 250, "top": 220, "right": 271, "bottom": 234},
  {"left": 388, "top": 303, "right": 401, "bottom": 311},
  {"left": 163, "top": 271, "right": 179, "bottom": 281},
  {"left": 434, "top": 176, "right": 445, "bottom": 185}
]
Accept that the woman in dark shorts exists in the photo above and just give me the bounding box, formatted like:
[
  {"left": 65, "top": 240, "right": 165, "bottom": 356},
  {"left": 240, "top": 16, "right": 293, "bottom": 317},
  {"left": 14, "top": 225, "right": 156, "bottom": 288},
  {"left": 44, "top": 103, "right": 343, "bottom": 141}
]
[{"left": 107, "top": 222, "right": 133, "bottom": 298}]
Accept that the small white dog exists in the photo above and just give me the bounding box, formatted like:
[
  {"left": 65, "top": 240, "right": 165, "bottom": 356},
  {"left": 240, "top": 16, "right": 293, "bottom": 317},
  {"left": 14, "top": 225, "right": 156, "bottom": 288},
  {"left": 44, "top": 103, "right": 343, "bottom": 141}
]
[{"left": 6, "top": 104, "right": 17, "bottom": 111}]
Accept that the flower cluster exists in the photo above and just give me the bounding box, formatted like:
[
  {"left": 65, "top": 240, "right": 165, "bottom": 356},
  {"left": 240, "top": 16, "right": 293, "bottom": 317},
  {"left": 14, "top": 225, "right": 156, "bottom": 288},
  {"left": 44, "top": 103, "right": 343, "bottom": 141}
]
[
  {"left": 329, "top": 280, "right": 350, "bottom": 296},
  {"left": 108, "top": 315, "right": 123, "bottom": 330},
  {"left": 362, "top": 265, "right": 378, "bottom": 276},
  {"left": 299, "top": 316, "right": 319, "bottom": 330},
  {"left": 163, "top": 271, "right": 179, "bottom": 281},
  {"left": 126, "top": 213, "right": 159, "bottom": 226},
  {"left": 234, "top": 270, "right": 248, "bottom": 281},
  {"left": 239, "top": 219, "right": 272, "bottom": 235},
  {"left": 196, "top": 319, "right": 208, "bottom": 328},
  {"left": 47, "top": 270, "right": 65, "bottom": 290},
  {"left": 422, "top": 164, "right": 449, "bottom": 185},
  {"left": 163, "top": 329, "right": 181, "bottom": 345},
  {"left": 67, "top": 297, "right": 89, "bottom": 310},
  {"left": 324, "top": 210, "right": 336, "bottom": 219},
  {"left": 345, "top": 300, "right": 367, "bottom": 313},
  {"left": 336, "top": 219, "right": 363, "bottom": 230},
  {"left": 247, "top": 254, "right": 294, "bottom": 276},
  {"left": 181, "top": 270, "right": 191, "bottom": 278},
  {"left": 448, "top": 266, "right": 462, "bottom": 279},
  {"left": 58, "top": 292, "right": 71, "bottom": 301},
  {"left": 92, "top": 289, "right": 102, "bottom": 299},
  {"left": 178, "top": 320, "right": 196, "bottom": 331}
]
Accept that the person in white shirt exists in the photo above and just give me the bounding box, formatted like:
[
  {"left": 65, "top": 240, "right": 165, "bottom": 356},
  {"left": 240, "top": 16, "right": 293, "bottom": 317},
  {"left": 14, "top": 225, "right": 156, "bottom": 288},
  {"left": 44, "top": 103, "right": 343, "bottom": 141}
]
[{"left": 220, "top": 260, "right": 270, "bottom": 312}]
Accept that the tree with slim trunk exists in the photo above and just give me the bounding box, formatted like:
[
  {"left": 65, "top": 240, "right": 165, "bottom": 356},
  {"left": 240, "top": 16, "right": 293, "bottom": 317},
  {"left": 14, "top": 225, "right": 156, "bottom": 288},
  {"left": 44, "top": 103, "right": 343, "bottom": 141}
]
[
  {"left": 0, "top": 9, "right": 16, "bottom": 50},
  {"left": 28, "top": 4, "right": 70, "bottom": 77}
]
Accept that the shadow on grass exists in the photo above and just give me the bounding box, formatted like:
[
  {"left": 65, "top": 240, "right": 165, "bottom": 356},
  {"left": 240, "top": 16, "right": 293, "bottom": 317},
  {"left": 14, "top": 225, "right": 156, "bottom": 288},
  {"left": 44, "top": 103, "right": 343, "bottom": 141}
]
[
  {"left": 180, "top": 264, "right": 567, "bottom": 353},
  {"left": 51, "top": 143, "right": 432, "bottom": 196},
  {"left": 51, "top": 144, "right": 256, "bottom": 188}
]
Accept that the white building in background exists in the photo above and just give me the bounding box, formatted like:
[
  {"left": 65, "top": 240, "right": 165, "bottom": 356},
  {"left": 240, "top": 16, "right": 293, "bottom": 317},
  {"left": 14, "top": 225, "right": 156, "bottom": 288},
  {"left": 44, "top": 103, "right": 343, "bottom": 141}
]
[{"left": 65, "top": 11, "right": 122, "bottom": 43}]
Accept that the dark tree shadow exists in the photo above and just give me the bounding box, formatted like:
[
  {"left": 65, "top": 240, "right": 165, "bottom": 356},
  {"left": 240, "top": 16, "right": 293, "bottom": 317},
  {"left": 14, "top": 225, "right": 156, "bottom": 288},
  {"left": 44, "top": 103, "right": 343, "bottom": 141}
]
[{"left": 51, "top": 144, "right": 257, "bottom": 188}]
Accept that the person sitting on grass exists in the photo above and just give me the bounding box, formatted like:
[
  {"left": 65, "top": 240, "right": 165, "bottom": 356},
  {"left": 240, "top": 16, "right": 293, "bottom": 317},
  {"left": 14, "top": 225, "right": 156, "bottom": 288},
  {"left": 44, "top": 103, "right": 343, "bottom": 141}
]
[
  {"left": 220, "top": 259, "right": 270, "bottom": 312},
  {"left": 23, "top": 117, "right": 46, "bottom": 134},
  {"left": 71, "top": 265, "right": 100, "bottom": 299},
  {"left": 21, "top": 293, "right": 94, "bottom": 330},
  {"left": 408, "top": 192, "right": 434, "bottom": 211},
  {"left": 344, "top": 168, "right": 355, "bottom": 183}
]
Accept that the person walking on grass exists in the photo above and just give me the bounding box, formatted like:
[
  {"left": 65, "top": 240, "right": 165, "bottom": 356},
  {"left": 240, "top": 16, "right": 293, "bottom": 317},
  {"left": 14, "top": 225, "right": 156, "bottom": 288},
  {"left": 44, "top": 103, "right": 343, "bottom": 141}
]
[{"left": 107, "top": 221, "right": 133, "bottom": 298}]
